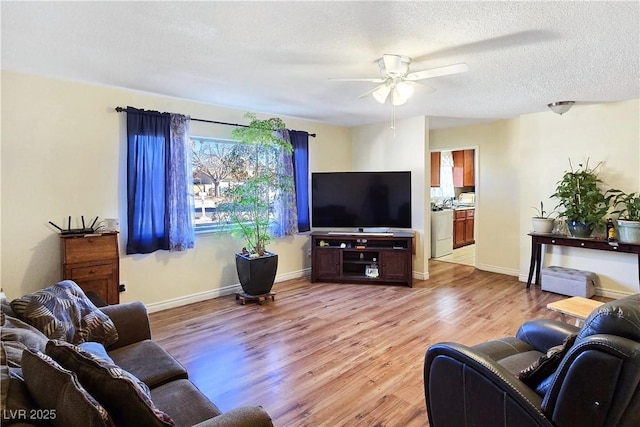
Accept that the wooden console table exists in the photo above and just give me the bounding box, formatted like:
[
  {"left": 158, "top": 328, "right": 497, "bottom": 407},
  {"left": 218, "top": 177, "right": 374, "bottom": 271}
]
[{"left": 526, "top": 233, "right": 640, "bottom": 288}]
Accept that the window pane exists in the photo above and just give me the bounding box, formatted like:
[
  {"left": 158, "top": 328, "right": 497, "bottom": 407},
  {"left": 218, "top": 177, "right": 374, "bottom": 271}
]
[{"left": 192, "top": 137, "right": 277, "bottom": 231}]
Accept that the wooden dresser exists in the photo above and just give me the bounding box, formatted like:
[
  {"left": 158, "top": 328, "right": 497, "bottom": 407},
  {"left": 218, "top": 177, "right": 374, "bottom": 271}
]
[{"left": 60, "top": 232, "right": 120, "bottom": 305}]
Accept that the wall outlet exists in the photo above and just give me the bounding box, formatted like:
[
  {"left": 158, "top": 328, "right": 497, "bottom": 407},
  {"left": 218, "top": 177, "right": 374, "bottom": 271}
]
[
  {"left": 118, "top": 282, "right": 126, "bottom": 293},
  {"left": 307, "top": 248, "right": 312, "bottom": 257}
]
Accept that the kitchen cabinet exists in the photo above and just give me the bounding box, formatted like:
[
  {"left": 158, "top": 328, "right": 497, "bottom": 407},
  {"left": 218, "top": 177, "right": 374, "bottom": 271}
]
[
  {"left": 454, "top": 209, "right": 475, "bottom": 249},
  {"left": 430, "top": 152, "right": 441, "bottom": 187},
  {"left": 453, "top": 149, "right": 475, "bottom": 187}
]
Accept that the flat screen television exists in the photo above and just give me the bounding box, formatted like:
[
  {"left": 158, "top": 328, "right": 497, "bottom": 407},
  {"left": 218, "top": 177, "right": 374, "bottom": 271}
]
[{"left": 311, "top": 171, "right": 412, "bottom": 229}]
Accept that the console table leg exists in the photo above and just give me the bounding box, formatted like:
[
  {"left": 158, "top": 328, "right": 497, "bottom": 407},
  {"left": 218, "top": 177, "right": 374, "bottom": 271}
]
[
  {"left": 527, "top": 240, "right": 538, "bottom": 288},
  {"left": 534, "top": 242, "right": 542, "bottom": 286}
]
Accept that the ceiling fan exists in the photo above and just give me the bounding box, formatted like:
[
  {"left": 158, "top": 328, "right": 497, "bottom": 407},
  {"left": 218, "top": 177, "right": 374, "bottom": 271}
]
[{"left": 330, "top": 54, "right": 469, "bottom": 106}]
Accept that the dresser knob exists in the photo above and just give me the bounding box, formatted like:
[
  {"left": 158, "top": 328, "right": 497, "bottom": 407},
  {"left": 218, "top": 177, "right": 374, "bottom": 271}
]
[
  {"left": 551, "top": 240, "right": 556, "bottom": 243},
  {"left": 581, "top": 243, "right": 585, "bottom": 246}
]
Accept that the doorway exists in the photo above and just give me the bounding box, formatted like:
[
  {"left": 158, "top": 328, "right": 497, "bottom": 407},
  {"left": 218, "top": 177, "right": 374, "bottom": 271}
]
[{"left": 429, "top": 148, "right": 477, "bottom": 267}]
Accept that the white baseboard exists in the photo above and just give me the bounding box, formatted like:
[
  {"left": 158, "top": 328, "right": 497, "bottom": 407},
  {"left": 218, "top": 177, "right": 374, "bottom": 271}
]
[
  {"left": 413, "top": 271, "right": 429, "bottom": 280},
  {"left": 594, "top": 287, "right": 634, "bottom": 299},
  {"left": 145, "top": 268, "right": 311, "bottom": 313},
  {"left": 516, "top": 274, "right": 635, "bottom": 300},
  {"left": 477, "top": 263, "right": 520, "bottom": 277}
]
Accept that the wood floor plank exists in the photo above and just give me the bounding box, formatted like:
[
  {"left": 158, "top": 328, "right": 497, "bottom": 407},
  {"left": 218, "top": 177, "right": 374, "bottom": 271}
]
[{"left": 149, "top": 260, "right": 610, "bottom": 426}]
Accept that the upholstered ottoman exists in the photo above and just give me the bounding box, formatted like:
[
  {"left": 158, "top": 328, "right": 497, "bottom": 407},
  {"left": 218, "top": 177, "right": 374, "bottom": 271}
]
[{"left": 541, "top": 266, "right": 597, "bottom": 297}]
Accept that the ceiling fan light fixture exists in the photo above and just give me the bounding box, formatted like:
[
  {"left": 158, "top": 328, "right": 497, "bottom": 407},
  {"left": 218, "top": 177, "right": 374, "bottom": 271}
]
[
  {"left": 372, "top": 85, "right": 391, "bottom": 104},
  {"left": 548, "top": 101, "right": 575, "bottom": 115},
  {"left": 395, "top": 81, "right": 414, "bottom": 100},
  {"left": 391, "top": 88, "right": 408, "bottom": 106}
]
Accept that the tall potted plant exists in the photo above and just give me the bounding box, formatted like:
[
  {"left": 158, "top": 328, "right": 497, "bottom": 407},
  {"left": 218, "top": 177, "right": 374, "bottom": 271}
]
[
  {"left": 551, "top": 159, "right": 609, "bottom": 238},
  {"left": 224, "top": 113, "right": 293, "bottom": 296},
  {"left": 606, "top": 189, "right": 640, "bottom": 244}
]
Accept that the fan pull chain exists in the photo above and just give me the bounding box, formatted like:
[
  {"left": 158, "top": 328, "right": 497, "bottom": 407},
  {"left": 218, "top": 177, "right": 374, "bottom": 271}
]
[{"left": 391, "top": 103, "right": 396, "bottom": 134}]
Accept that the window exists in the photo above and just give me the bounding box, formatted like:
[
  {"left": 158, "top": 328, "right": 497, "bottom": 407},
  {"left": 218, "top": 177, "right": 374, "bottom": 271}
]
[{"left": 191, "top": 136, "right": 276, "bottom": 232}]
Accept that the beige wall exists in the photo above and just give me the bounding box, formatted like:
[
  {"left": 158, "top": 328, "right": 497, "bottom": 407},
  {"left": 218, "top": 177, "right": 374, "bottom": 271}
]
[
  {"left": 430, "top": 120, "right": 521, "bottom": 276},
  {"left": 518, "top": 100, "right": 640, "bottom": 297},
  {"left": 430, "top": 99, "right": 640, "bottom": 297},
  {"left": 3, "top": 71, "right": 638, "bottom": 306},
  {"left": 351, "top": 116, "right": 430, "bottom": 278},
  {"left": 1, "top": 71, "right": 352, "bottom": 310}
]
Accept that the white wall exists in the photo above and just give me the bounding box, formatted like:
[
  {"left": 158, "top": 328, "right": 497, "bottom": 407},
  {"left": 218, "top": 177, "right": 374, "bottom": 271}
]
[
  {"left": 351, "top": 116, "right": 430, "bottom": 279},
  {"left": 1, "top": 71, "right": 352, "bottom": 309}
]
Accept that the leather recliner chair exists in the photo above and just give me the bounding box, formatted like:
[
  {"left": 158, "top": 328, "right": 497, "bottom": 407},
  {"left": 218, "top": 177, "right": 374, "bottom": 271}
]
[{"left": 424, "top": 293, "right": 640, "bottom": 427}]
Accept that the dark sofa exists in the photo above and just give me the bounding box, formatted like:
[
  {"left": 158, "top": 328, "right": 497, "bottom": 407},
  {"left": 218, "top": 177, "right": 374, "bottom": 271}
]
[{"left": 1, "top": 283, "right": 273, "bottom": 427}]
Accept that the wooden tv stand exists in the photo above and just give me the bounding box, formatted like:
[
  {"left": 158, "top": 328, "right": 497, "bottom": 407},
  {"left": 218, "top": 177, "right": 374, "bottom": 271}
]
[{"left": 310, "top": 231, "right": 413, "bottom": 287}]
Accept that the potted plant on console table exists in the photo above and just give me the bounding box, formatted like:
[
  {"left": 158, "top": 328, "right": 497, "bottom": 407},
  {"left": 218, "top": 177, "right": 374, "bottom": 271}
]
[
  {"left": 531, "top": 201, "right": 556, "bottom": 234},
  {"left": 551, "top": 159, "right": 610, "bottom": 238},
  {"left": 224, "top": 113, "right": 293, "bottom": 297},
  {"left": 607, "top": 189, "right": 640, "bottom": 244}
]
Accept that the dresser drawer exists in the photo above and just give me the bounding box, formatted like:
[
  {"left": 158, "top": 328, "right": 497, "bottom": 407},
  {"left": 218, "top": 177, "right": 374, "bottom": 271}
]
[
  {"left": 60, "top": 232, "right": 120, "bottom": 305},
  {"left": 71, "top": 263, "right": 113, "bottom": 280},
  {"left": 63, "top": 235, "right": 118, "bottom": 263}
]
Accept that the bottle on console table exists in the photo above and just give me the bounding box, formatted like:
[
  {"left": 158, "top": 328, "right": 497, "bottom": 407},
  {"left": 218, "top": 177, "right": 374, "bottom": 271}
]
[{"left": 607, "top": 218, "right": 616, "bottom": 242}]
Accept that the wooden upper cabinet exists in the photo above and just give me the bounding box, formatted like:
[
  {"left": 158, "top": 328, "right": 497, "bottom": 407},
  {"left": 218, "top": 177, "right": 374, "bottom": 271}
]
[
  {"left": 453, "top": 149, "right": 475, "bottom": 187},
  {"left": 430, "top": 152, "right": 441, "bottom": 187},
  {"left": 463, "top": 149, "right": 474, "bottom": 186}
]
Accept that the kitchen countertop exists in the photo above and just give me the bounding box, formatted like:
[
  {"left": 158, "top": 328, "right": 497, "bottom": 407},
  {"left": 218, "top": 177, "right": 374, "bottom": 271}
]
[{"left": 431, "top": 206, "right": 475, "bottom": 212}]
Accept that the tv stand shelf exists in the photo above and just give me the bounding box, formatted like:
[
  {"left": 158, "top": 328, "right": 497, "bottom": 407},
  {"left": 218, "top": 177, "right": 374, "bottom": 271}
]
[{"left": 310, "top": 231, "right": 413, "bottom": 287}]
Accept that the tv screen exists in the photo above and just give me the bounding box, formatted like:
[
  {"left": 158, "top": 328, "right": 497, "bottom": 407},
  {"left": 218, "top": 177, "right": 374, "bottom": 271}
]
[{"left": 311, "top": 171, "right": 412, "bottom": 229}]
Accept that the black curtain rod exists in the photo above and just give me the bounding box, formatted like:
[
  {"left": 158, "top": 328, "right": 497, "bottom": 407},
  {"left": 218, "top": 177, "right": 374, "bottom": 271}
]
[{"left": 115, "top": 106, "right": 315, "bottom": 137}]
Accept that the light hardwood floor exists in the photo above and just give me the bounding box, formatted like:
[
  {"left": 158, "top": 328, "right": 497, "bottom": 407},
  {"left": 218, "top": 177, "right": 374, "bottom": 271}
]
[
  {"left": 435, "top": 243, "right": 475, "bottom": 266},
  {"left": 149, "top": 261, "right": 609, "bottom": 427}
]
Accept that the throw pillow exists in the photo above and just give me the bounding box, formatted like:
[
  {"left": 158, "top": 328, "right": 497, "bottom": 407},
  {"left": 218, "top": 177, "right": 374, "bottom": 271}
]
[
  {"left": 517, "top": 333, "right": 577, "bottom": 388},
  {"left": 10, "top": 280, "right": 118, "bottom": 347},
  {"left": 21, "top": 348, "right": 114, "bottom": 427},
  {"left": 1, "top": 364, "right": 46, "bottom": 426},
  {"left": 78, "top": 341, "right": 115, "bottom": 363},
  {"left": 46, "top": 340, "right": 173, "bottom": 427},
  {"left": 0, "top": 312, "right": 49, "bottom": 367}
]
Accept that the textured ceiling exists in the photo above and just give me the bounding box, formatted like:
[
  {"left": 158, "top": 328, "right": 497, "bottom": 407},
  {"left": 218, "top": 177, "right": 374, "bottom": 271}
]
[{"left": 2, "top": 1, "right": 639, "bottom": 129}]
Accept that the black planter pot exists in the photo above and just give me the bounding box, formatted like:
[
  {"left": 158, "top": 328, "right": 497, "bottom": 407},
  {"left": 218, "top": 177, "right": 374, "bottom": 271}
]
[
  {"left": 235, "top": 252, "right": 278, "bottom": 296},
  {"left": 567, "top": 220, "right": 593, "bottom": 238}
]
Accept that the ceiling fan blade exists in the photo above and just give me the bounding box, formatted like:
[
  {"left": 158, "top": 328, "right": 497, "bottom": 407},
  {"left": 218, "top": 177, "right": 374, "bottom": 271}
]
[
  {"left": 357, "top": 83, "right": 386, "bottom": 99},
  {"left": 413, "top": 82, "right": 437, "bottom": 94},
  {"left": 405, "top": 63, "right": 469, "bottom": 81},
  {"left": 329, "top": 77, "right": 385, "bottom": 82}
]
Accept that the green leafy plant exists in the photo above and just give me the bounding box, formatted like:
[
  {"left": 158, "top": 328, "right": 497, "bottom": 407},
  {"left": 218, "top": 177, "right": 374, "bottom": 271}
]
[
  {"left": 532, "top": 201, "right": 557, "bottom": 219},
  {"left": 551, "top": 159, "right": 610, "bottom": 230},
  {"left": 607, "top": 189, "right": 640, "bottom": 221},
  {"left": 222, "top": 113, "right": 293, "bottom": 256}
]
